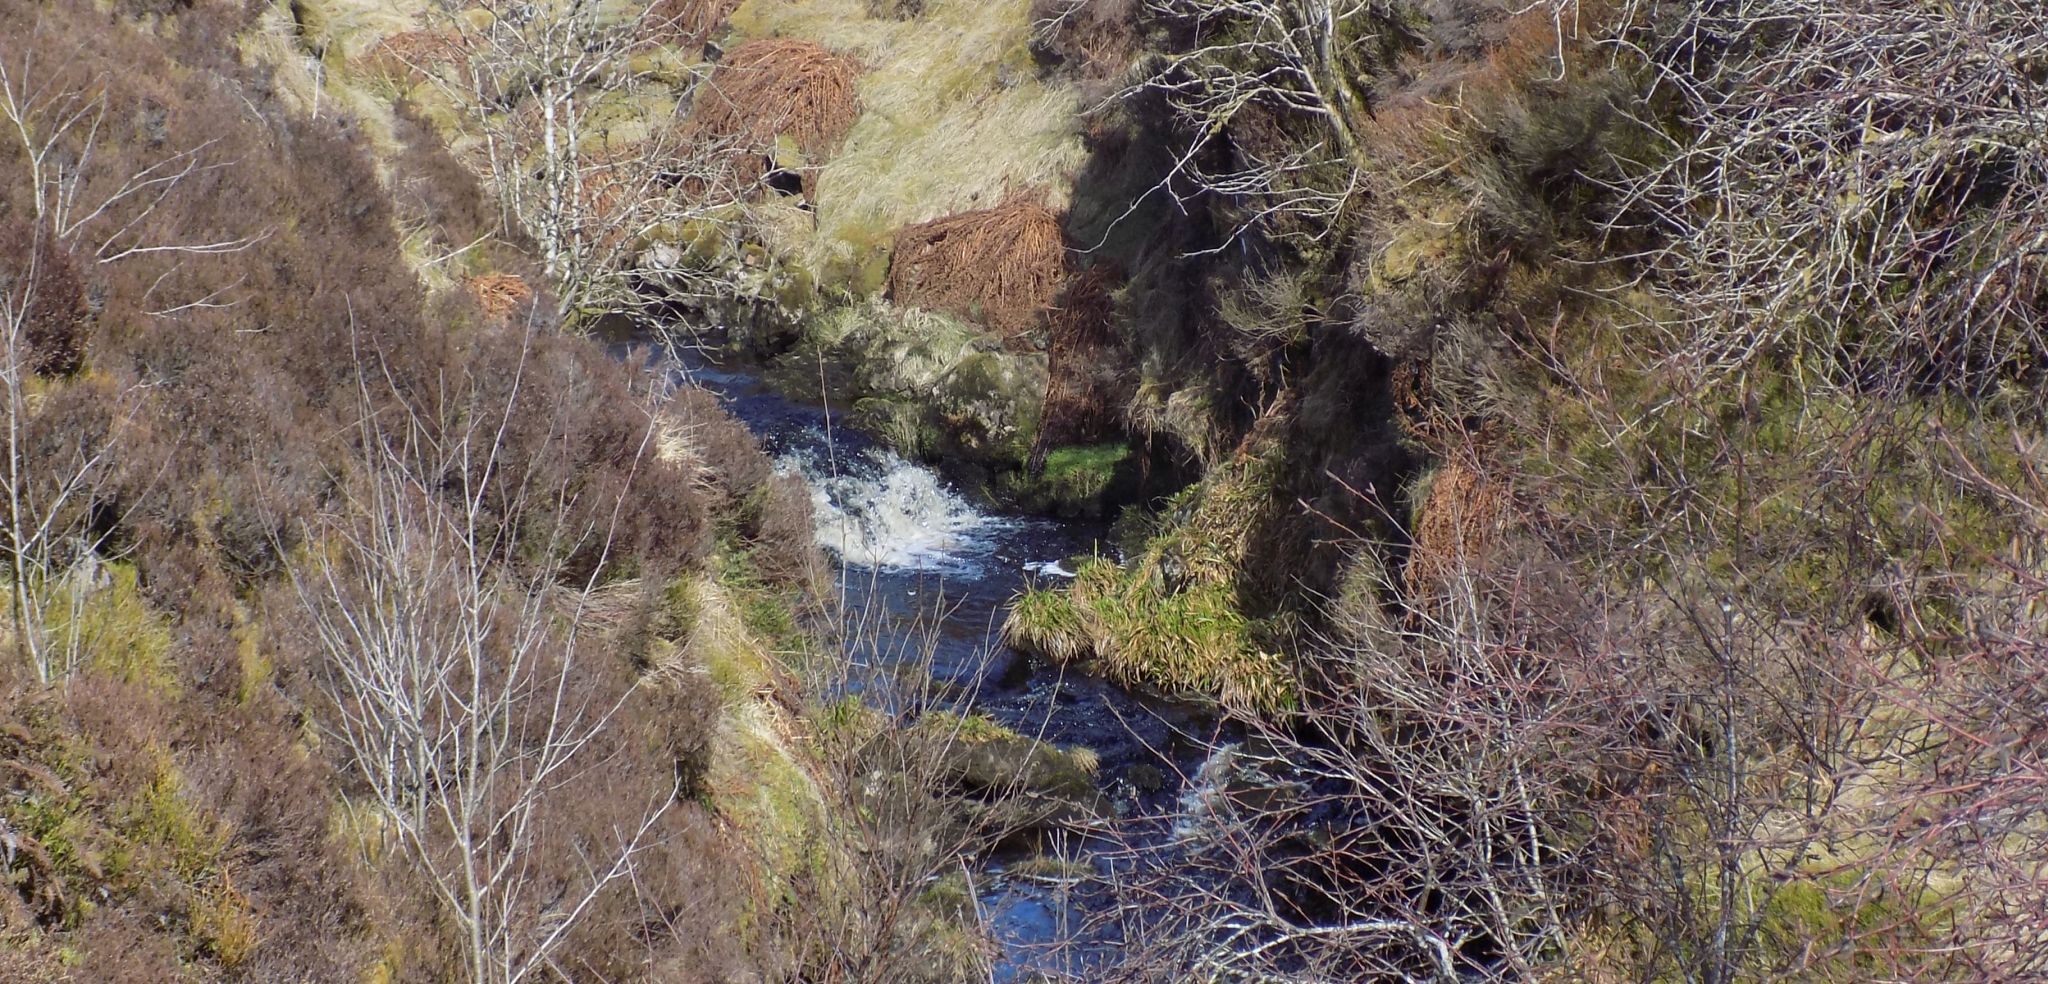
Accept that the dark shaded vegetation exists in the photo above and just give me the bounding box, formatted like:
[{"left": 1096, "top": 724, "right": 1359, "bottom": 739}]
[{"left": 1005, "top": 0, "right": 2048, "bottom": 978}]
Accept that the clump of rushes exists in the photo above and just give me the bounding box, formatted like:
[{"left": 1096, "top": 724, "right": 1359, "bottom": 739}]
[
  {"left": 1005, "top": 437, "right": 1297, "bottom": 713},
  {"left": 1008, "top": 561, "right": 1294, "bottom": 713}
]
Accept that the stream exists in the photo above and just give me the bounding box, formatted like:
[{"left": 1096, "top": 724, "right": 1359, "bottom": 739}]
[{"left": 667, "top": 345, "right": 1232, "bottom": 981}]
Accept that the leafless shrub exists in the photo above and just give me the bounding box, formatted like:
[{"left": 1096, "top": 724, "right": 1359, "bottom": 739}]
[
  {"left": 294, "top": 329, "right": 686, "bottom": 984},
  {"left": 1613, "top": 0, "right": 2048, "bottom": 389},
  {"left": 1111, "top": 0, "right": 1379, "bottom": 249},
  {"left": 1077, "top": 521, "right": 1640, "bottom": 982},
  {"left": 412, "top": 0, "right": 756, "bottom": 323}
]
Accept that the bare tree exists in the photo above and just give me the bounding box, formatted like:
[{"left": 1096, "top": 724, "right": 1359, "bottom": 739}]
[
  {"left": 1103, "top": 0, "right": 1378, "bottom": 248},
  {"left": 0, "top": 223, "right": 119, "bottom": 687},
  {"left": 295, "top": 330, "right": 675, "bottom": 984},
  {"left": 1075, "top": 537, "right": 1617, "bottom": 983},
  {"left": 1612, "top": 0, "right": 2048, "bottom": 387},
  {"left": 397, "top": 0, "right": 753, "bottom": 324}
]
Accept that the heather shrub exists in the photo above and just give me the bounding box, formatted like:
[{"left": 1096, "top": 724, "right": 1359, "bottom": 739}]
[
  {"left": 0, "top": 219, "right": 89, "bottom": 376},
  {"left": 0, "top": 3, "right": 794, "bottom": 977}
]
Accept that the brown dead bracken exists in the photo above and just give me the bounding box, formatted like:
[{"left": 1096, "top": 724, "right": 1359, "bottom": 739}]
[
  {"left": 682, "top": 39, "right": 862, "bottom": 195},
  {"left": 888, "top": 196, "right": 1068, "bottom": 337},
  {"left": 1404, "top": 458, "right": 1507, "bottom": 594},
  {"left": 1030, "top": 261, "right": 1127, "bottom": 469},
  {"left": 468, "top": 274, "right": 534, "bottom": 322},
  {"left": 642, "top": 0, "right": 744, "bottom": 52}
]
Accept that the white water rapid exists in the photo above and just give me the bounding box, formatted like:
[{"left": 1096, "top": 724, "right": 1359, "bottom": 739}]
[{"left": 779, "top": 446, "right": 1013, "bottom": 573}]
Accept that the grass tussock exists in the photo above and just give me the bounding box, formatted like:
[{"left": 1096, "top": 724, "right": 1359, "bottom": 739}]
[
  {"left": 1006, "top": 435, "right": 1297, "bottom": 712},
  {"left": 1008, "top": 560, "right": 1293, "bottom": 713},
  {"left": 888, "top": 196, "right": 1066, "bottom": 335},
  {"left": 1000, "top": 441, "right": 1131, "bottom": 515}
]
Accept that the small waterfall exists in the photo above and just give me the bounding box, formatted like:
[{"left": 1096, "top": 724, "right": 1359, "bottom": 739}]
[{"left": 780, "top": 446, "right": 1011, "bottom": 572}]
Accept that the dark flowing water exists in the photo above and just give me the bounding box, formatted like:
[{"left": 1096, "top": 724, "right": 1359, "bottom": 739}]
[{"left": 667, "top": 346, "right": 1230, "bottom": 980}]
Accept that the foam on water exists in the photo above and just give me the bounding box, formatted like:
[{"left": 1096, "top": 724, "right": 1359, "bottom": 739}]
[
  {"left": 780, "top": 446, "right": 1009, "bottom": 572},
  {"left": 1171, "top": 742, "right": 1243, "bottom": 842},
  {"left": 1023, "top": 559, "right": 1076, "bottom": 579}
]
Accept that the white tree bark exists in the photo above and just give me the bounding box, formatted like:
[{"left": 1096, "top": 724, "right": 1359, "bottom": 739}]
[
  {"left": 398, "top": 0, "right": 753, "bottom": 326},
  {"left": 296, "top": 328, "right": 674, "bottom": 984}
]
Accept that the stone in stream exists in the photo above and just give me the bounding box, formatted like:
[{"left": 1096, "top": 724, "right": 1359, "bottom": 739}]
[{"left": 918, "top": 713, "right": 1109, "bottom": 835}]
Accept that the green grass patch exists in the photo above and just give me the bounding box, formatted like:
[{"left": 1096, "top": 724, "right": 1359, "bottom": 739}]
[
  {"left": 43, "top": 563, "right": 177, "bottom": 694},
  {"left": 1007, "top": 558, "right": 1294, "bottom": 713},
  {"left": 1004, "top": 437, "right": 1299, "bottom": 712}
]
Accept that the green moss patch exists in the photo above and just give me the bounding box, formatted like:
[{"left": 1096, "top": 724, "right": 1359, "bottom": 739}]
[{"left": 998, "top": 442, "right": 1134, "bottom": 516}]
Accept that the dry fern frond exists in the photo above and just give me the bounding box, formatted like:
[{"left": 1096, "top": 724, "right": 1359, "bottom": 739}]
[
  {"left": 887, "top": 195, "right": 1067, "bottom": 336},
  {"left": 682, "top": 39, "right": 862, "bottom": 195},
  {"left": 467, "top": 274, "right": 533, "bottom": 322}
]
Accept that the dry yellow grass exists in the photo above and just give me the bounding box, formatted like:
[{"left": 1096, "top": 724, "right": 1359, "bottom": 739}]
[{"left": 729, "top": 0, "right": 1087, "bottom": 285}]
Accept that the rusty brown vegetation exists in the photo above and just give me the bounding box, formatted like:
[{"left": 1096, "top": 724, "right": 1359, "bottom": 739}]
[
  {"left": 0, "top": 2, "right": 800, "bottom": 979},
  {"left": 683, "top": 38, "right": 862, "bottom": 195},
  {"left": 465, "top": 272, "right": 534, "bottom": 321},
  {"left": 1031, "top": 260, "right": 1129, "bottom": 466},
  {"left": 887, "top": 196, "right": 1067, "bottom": 337},
  {"left": 644, "top": 0, "right": 744, "bottom": 52},
  {"left": 1401, "top": 457, "right": 1505, "bottom": 594}
]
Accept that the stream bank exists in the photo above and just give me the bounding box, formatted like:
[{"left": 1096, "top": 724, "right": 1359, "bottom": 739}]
[{"left": 664, "top": 338, "right": 1236, "bottom": 979}]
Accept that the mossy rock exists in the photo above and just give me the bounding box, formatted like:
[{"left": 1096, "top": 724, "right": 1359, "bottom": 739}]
[
  {"left": 917, "top": 713, "right": 1100, "bottom": 803},
  {"left": 783, "top": 300, "right": 1048, "bottom": 470}
]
